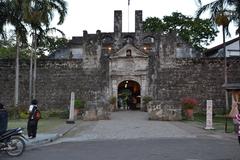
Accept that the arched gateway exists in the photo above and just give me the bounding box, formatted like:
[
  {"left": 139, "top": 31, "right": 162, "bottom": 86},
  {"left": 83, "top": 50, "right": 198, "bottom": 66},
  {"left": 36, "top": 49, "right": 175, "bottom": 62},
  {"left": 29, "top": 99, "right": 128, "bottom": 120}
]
[
  {"left": 108, "top": 43, "right": 149, "bottom": 110},
  {"left": 118, "top": 80, "right": 141, "bottom": 110}
]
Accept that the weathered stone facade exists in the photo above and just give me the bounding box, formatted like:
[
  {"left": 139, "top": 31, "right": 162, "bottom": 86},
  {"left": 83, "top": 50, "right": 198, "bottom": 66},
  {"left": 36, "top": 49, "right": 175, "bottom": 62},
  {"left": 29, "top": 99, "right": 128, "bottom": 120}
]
[{"left": 0, "top": 10, "right": 240, "bottom": 120}]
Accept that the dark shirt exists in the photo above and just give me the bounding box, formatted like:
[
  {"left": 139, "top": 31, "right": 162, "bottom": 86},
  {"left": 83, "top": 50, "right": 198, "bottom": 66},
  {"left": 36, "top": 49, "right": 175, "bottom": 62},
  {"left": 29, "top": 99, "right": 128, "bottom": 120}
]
[{"left": 0, "top": 109, "right": 8, "bottom": 134}]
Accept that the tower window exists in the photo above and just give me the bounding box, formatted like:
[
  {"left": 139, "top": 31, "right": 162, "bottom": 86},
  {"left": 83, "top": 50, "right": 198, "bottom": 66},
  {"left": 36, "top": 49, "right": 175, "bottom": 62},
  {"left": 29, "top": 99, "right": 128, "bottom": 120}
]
[{"left": 126, "top": 49, "right": 132, "bottom": 57}]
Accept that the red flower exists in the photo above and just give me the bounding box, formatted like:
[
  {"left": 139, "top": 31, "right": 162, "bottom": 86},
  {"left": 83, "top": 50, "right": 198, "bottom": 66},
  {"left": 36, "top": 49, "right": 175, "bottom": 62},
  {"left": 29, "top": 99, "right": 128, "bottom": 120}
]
[{"left": 181, "top": 97, "right": 198, "bottom": 109}]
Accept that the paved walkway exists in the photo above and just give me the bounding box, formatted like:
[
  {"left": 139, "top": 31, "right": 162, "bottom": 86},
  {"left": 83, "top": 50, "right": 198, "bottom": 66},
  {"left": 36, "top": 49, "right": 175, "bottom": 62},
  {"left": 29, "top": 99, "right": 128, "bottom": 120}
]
[
  {"left": 53, "top": 111, "right": 236, "bottom": 143},
  {"left": 25, "top": 123, "right": 76, "bottom": 147}
]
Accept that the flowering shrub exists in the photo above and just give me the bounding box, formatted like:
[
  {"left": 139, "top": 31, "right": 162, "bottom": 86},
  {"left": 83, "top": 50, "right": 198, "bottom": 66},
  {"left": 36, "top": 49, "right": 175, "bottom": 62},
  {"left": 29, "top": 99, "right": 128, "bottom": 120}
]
[{"left": 181, "top": 97, "right": 198, "bottom": 109}]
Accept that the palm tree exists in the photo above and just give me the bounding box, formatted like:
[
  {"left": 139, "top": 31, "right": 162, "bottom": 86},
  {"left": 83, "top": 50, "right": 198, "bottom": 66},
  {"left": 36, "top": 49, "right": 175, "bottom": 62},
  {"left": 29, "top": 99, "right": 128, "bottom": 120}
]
[
  {"left": 23, "top": 0, "right": 67, "bottom": 100},
  {"left": 196, "top": 0, "right": 240, "bottom": 132},
  {"left": 0, "top": 0, "right": 28, "bottom": 108},
  {"left": 230, "top": 0, "right": 240, "bottom": 48},
  {"left": 197, "top": 0, "right": 240, "bottom": 48}
]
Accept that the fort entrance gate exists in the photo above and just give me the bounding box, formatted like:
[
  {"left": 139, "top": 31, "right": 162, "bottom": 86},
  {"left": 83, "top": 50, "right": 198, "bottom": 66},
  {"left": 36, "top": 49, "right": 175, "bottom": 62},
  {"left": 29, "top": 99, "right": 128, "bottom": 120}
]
[
  {"left": 118, "top": 80, "right": 141, "bottom": 110},
  {"left": 108, "top": 44, "right": 149, "bottom": 110}
]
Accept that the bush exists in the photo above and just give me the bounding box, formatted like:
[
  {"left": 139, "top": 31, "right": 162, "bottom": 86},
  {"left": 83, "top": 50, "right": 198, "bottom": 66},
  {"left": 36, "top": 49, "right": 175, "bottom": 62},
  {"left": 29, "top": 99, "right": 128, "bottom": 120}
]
[
  {"left": 181, "top": 97, "right": 198, "bottom": 109},
  {"left": 59, "top": 110, "right": 69, "bottom": 119},
  {"left": 19, "top": 111, "right": 28, "bottom": 119},
  {"left": 5, "top": 106, "right": 29, "bottom": 119},
  {"left": 49, "top": 111, "right": 60, "bottom": 117},
  {"left": 7, "top": 106, "right": 69, "bottom": 120},
  {"left": 6, "top": 107, "right": 20, "bottom": 119},
  {"left": 142, "top": 96, "right": 152, "bottom": 105},
  {"left": 74, "top": 99, "right": 85, "bottom": 109},
  {"left": 39, "top": 109, "right": 69, "bottom": 119},
  {"left": 109, "top": 96, "right": 116, "bottom": 105},
  {"left": 38, "top": 111, "right": 49, "bottom": 119}
]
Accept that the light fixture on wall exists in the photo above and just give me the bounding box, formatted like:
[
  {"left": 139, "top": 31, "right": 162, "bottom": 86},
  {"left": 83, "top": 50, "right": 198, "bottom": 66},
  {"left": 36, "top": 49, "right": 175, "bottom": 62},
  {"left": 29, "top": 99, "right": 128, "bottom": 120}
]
[{"left": 124, "top": 80, "right": 128, "bottom": 88}]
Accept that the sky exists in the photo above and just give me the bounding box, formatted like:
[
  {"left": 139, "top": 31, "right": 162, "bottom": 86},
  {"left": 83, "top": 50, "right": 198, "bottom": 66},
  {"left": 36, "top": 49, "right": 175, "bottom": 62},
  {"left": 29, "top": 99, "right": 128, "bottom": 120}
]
[{"left": 52, "top": 0, "right": 238, "bottom": 48}]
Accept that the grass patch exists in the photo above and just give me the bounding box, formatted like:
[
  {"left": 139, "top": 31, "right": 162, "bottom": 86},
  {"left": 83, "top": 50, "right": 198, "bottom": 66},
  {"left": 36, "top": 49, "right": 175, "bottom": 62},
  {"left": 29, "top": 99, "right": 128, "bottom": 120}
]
[
  {"left": 8, "top": 118, "right": 66, "bottom": 133},
  {"left": 193, "top": 113, "right": 235, "bottom": 133}
]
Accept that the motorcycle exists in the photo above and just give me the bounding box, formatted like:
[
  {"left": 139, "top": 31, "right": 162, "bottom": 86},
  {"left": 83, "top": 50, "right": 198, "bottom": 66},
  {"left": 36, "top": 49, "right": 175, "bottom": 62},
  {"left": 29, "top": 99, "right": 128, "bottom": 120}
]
[{"left": 0, "top": 127, "right": 27, "bottom": 157}]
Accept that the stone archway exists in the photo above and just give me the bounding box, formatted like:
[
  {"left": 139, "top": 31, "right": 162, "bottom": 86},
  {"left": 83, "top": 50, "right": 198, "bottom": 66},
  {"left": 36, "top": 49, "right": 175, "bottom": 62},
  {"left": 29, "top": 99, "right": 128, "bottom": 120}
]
[{"left": 117, "top": 80, "right": 141, "bottom": 110}]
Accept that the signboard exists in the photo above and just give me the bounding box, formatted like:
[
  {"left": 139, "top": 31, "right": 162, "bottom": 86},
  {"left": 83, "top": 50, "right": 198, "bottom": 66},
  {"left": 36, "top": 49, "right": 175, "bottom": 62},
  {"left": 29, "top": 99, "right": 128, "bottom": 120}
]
[{"left": 205, "top": 100, "right": 214, "bottom": 129}]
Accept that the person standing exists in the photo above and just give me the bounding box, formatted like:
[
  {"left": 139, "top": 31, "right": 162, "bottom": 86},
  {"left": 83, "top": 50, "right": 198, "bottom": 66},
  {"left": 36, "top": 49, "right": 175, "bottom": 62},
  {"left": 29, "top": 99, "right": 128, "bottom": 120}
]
[
  {"left": 0, "top": 103, "right": 8, "bottom": 135},
  {"left": 235, "top": 113, "right": 240, "bottom": 144},
  {"left": 27, "top": 99, "right": 41, "bottom": 139},
  {"left": 229, "top": 101, "right": 239, "bottom": 133}
]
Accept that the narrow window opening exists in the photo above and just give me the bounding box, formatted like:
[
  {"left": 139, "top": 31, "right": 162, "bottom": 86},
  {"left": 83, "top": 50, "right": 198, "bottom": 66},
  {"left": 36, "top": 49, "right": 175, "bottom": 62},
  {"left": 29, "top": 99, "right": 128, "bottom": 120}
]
[{"left": 126, "top": 49, "right": 132, "bottom": 57}]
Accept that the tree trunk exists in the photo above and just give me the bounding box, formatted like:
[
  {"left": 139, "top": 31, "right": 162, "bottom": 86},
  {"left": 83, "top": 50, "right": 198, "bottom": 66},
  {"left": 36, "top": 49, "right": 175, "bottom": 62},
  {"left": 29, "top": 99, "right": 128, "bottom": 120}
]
[
  {"left": 223, "top": 26, "right": 229, "bottom": 112},
  {"left": 32, "top": 30, "right": 37, "bottom": 99},
  {"left": 14, "top": 33, "right": 20, "bottom": 108},
  {"left": 29, "top": 38, "right": 33, "bottom": 103}
]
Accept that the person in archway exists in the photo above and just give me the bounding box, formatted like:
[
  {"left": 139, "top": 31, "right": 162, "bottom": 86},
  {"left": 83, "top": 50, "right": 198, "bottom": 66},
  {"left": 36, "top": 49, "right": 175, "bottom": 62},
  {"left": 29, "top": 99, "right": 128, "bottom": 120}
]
[
  {"left": 132, "top": 96, "right": 137, "bottom": 110},
  {"left": 118, "top": 97, "right": 123, "bottom": 109},
  {"left": 126, "top": 96, "right": 132, "bottom": 110}
]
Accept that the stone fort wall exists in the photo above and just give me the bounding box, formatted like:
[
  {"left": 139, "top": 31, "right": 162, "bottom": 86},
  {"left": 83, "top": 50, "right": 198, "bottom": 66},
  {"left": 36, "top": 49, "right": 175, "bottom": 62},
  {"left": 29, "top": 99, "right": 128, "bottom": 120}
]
[
  {"left": 152, "top": 58, "right": 240, "bottom": 110},
  {"left": 0, "top": 59, "right": 109, "bottom": 109},
  {"left": 0, "top": 58, "right": 239, "bottom": 110}
]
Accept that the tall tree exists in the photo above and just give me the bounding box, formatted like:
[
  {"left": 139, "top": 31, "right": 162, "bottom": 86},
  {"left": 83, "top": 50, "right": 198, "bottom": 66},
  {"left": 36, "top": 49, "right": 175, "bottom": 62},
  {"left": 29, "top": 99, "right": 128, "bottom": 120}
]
[
  {"left": 196, "top": 0, "right": 240, "bottom": 124},
  {"left": 0, "top": 0, "right": 28, "bottom": 108},
  {"left": 23, "top": 0, "right": 67, "bottom": 100},
  {"left": 197, "top": 0, "right": 240, "bottom": 49},
  {"left": 143, "top": 12, "right": 218, "bottom": 51},
  {"left": 230, "top": 0, "right": 240, "bottom": 48}
]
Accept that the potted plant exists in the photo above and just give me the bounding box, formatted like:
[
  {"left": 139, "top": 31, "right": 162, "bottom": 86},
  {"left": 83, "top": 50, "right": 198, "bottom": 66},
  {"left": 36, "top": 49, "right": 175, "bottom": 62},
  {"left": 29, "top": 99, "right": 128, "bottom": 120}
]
[
  {"left": 74, "top": 99, "right": 85, "bottom": 116},
  {"left": 142, "top": 96, "right": 152, "bottom": 112},
  {"left": 109, "top": 96, "right": 116, "bottom": 111},
  {"left": 181, "top": 97, "right": 198, "bottom": 120}
]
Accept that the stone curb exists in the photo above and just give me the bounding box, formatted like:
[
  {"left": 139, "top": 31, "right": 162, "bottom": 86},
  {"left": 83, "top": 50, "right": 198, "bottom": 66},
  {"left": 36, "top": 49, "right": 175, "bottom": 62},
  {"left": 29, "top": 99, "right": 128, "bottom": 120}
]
[{"left": 25, "top": 123, "right": 77, "bottom": 147}]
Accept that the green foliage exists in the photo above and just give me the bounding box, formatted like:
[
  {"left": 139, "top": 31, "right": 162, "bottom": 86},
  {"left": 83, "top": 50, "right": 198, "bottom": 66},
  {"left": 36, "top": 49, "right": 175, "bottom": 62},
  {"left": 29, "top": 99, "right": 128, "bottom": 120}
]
[
  {"left": 48, "top": 110, "right": 69, "bottom": 119},
  {"left": 142, "top": 96, "right": 153, "bottom": 105},
  {"left": 6, "top": 107, "right": 20, "bottom": 119},
  {"left": 44, "top": 37, "right": 69, "bottom": 54},
  {"left": 0, "top": 40, "right": 31, "bottom": 59},
  {"left": 74, "top": 99, "right": 85, "bottom": 109},
  {"left": 48, "top": 111, "right": 60, "bottom": 117},
  {"left": 196, "top": 0, "right": 240, "bottom": 37},
  {"left": 59, "top": 110, "right": 69, "bottom": 119},
  {"left": 0, "top": 0, "right": 68, "bottom": 58},
  {"left": 6, "top": 107, "right": 69, "bottom": 120},
  {"left": 193, "top": 113, "right": 235, "bottom": 133},
  {"left": 19, "top": 111, "right": 28, "bottom": 119},
  {"left": 39, "top": 111, "right": 50, "bottom": 119},
  {"left": 109, "top": 96, "right": 116, "bottom": 104},
  {"left": 143, "top": 17, "right": 165, "bottom": 33},
  {"left": 34, "top": 109, "right": 69, "bottom": 119},
  {"left": 6, "top": 106, "right": 28, "bottom": 119},
  {"left": 143, "top": 12, "right": 218, "bottom": 51}
]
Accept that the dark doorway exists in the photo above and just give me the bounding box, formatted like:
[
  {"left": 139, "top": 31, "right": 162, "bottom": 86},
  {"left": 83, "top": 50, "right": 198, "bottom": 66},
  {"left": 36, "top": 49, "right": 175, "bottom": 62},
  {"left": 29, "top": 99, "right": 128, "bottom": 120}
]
[{"left": 118, "top": 80, "right": 141, "bottom": 110}]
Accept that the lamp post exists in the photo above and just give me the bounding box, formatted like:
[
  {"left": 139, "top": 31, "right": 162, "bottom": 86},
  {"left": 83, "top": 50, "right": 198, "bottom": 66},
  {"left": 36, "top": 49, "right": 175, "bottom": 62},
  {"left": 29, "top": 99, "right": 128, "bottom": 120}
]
[{"left": 223, "top": 23, "right": 229, "bottom": 133}]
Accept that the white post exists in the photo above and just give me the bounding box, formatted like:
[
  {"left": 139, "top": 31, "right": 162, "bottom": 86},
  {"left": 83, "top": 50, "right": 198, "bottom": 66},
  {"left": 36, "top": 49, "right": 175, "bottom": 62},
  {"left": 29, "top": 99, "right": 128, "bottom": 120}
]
[
  {"left": 205, "top": 100, "right": 214, "bottom": 130},
  {"left": 66, "top": 92, "right": 75, "bottom": 124}
]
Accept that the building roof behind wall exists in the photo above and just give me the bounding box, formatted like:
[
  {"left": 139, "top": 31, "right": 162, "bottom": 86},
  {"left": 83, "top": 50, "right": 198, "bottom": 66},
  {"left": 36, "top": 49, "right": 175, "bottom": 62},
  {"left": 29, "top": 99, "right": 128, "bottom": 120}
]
[
  {"left": 222, "top": 83, "right": 240, "bottom": 91},
  {"left": 204, "top": 37, "right": 240, "bottom": 57}
]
